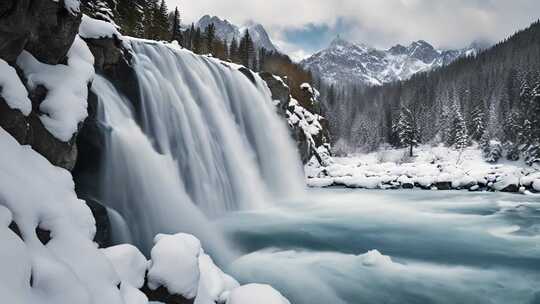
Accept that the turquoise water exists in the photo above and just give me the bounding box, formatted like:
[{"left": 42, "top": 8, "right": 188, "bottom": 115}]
[{"left": 220, "top": 189, "right": 540, "bottom": 304}]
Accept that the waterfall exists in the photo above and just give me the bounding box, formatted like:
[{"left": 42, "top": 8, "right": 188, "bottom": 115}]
[{"left": 91, "top": 39, "right": 304, "bottom": 256}]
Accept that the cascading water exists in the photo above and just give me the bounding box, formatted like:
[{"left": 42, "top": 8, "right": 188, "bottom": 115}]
[{"left": 92, "top": 39, "right": 304, "bottom": 257}]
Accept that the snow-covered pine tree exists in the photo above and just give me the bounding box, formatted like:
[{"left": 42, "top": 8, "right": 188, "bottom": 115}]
[
  {"left": 396, "top": 106, "right": 419, "bottom": 157},
  {"left": 470, "top": 103, "right": 485, "bottom": 141},
  {"left": 453, "top": 107, "right": 469, "bottom": 163},
  {"left": 81, "top": 0, "right": 119, "bottom": 27},
  {"left": 483, "top": 140, "right": 503, "bottom": 163}
]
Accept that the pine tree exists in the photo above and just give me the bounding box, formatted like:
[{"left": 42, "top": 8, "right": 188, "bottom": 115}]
[
  {"left": 81, "top": 0, "right": 118, "bottom": 27},
  {"left": 229, "top": 37, "right": 239, "bottom": 62},
  {"left": 239, "top": 30, "right": 254, "bottom": 69},
  {"left": 470, "top": 104, "right": 485, "bottom": 141},
  {"left": 395, "top": 106, "right": 419, "bottom": 157},
  {"left": 454, "top": 109, "right": 469, "bottom": 163},
  {"left": 170, "top": 7, "right": 182, "bottom": 43},
  {"left": 192, "top": 27, "right": 202, "bottom": 54},
  {"left": 204, "top": 23, "right": 216, "bottom": 55},
  {"left": 116, "top": 0, "right": 144, "bottom": 36}
]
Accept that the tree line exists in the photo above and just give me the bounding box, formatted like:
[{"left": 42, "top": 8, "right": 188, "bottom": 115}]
[{"left": 320, "top": 20, "right": 540, "bottom": 166}]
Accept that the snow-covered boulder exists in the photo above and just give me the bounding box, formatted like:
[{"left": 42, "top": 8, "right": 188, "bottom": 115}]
[
  {"left": 147, "top": 233, "right": 202, "bottom": 299},
  {"left": 101, "top": 244, "right": 148, "bottom": 288}
]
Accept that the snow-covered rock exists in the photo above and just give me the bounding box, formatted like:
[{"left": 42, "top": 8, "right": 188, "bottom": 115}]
[
  {"left": 16, "top": 36, "right": 94, "bottom": 142},
  {"left": 307, "top": 145, "right": 539, "bottom": 193},
  {"left": 101, "top": 244, "right": 148, "bottom": 288},
  {"left": 80, "top": 14, "right": 121, "bottom": 39},
  {"left": 147, "top": 233, "right": 202, "bottom": 299}
]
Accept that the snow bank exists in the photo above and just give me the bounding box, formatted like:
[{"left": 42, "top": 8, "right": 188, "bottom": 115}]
[
  {"left": 80, "top": 15, "right": 121, "bottom": 39},
  {"left": 0, "top": 59, "right": 31, "bottom": 115},
  {"left": 16, "top": 36, "right": 94, "bottom": 141},
  {"left": 307, "top": 145, "right": 539, "bottom": 193},
  {"left": 226, "top": 284, "right": 291, "bottom": 304},
  {"left": 0, "top": 127, "right": 125, "bottom": 304}
]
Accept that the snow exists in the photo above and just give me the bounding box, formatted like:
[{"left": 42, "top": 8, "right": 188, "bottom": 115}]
[
  {"left": 147, "top": 233, "right": 202, "bottom": 299},
  {"left": 196, "top": 252, "right": 240, "bottom": 304},
  {"left": 0, "top": 127, "right": 126, "bottom": 304},
  {"left": 533, "top": 179, "right": 540, "bottom": 192},
  {"left": 16, "top": 36, "right": 94, "bottom": 141},
  {"left": 0, "top": 59, "right": 31, "bottom": 116},
  {"left": 307, "top": 144, "right": 539, "bottom": 192},
  {"left": 226, "top": 284, "right": 291, "bottom": 304},
  {"left": 101, "top": 244, "right": 148, "bottom": 288},
  {"left": 80, "top": 15, "right": 121, "bottom": 39},
  {"left": 53, "top": 0, "right": 80, "bottom": 15}
]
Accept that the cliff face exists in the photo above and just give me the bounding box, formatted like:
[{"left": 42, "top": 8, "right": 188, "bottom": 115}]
[
  {"left": 0, "top": 0, "right": 82, "bottom": 170},
  {"left": 260, "top": 72, "right": 332, "bottom": 166}
]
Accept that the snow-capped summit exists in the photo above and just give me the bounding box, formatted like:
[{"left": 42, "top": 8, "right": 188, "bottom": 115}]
[
  {"left": 301, "top": 38, "right": 478, "bottom": 86},
  {"left": 196, "top": 15, "right": 278, "bottom": 52}
]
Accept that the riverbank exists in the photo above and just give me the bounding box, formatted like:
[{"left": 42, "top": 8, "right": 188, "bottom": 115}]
[{"left": 306, "top": 145, "right": 540, "bottom": 193}]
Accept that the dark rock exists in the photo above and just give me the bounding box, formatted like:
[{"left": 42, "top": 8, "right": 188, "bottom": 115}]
[
  {"left": 36, "top": 227, "right": 51, "bottom": 245},
  {"left": 260, "top": 72, "right": 289, "bottom": 116},
  {"left": 25, "top": 0, "right": 82, "bottom": 65},
  {"left": 434, "top": 182, "right": 452, "bottom": 190},
  {"left": 141, "top": 281, "right": 194, "bottom": 304},
  {"left": 0, "top": 0, "right": 32, "bottom": 63},
  {"left": 8, "top": 221, "right": 22, "bottom": 239},
  {"left": 0, "top": 96, "right": 29, "bottom": 143},
  {"left": 500, "top": 184, "right": 519, "bottom": 193},
  {"left": 238, "top": 66, "right": 256, "bottom": 84},
  {"left": 401, "top": 183, "right": 414, "bottom": 189},
  {"left": 86, "top": 198, "right": 111, "bottom": 247}
]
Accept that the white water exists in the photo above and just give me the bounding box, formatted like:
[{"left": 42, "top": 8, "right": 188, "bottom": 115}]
[{"left": 91, "top": 40, "right": 303, "bottom": 256}]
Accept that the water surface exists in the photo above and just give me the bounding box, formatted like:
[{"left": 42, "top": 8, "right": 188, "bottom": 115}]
[{"left": 219, "top": 189, "right": 540, "bottom": 304}]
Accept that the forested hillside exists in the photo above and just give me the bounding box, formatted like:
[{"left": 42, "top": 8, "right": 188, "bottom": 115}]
[{"left": 324, "top": 20, "right": 540, "bottom": 166}]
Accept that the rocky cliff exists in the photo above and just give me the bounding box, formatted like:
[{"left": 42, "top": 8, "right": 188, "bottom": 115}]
[{"left": 260, "top": 72, "right": 332, "bottom": 166}]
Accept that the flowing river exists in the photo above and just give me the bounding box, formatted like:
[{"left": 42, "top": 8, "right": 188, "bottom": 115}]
[{"left": 221, "top": 189, "right": 540, "bottom": 304}]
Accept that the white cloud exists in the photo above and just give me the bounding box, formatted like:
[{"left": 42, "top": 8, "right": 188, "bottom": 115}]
[{"left": 168, "top": 0, "right": 540, "bottom": 52}]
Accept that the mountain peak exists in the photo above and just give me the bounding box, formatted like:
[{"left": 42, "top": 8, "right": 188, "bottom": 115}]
[
  {"left": 196, "top": 15, "right": 278, "bottom": 52},
  {"left": 302, "top": 39, "right": 475, "bottom": 86}
]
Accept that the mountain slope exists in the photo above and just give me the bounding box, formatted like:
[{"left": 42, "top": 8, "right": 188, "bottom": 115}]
[
  {"left": 302, "top": 37, "right": 478, "bottom": 86},
  {"left": 196, "top": 15, "right": 278, "bottom": 52}
]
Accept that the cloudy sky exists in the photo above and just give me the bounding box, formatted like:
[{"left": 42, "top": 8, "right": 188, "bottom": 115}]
[{"left": 166, "top": 0, "right": 540, "bottom": 61}]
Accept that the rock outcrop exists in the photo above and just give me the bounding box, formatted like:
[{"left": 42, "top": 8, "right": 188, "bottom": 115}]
[
  {"left": 0, "top": 0, "right": 82, "bottom": 170},
  {"left": 261, "top": 72, "right": 332, "bottom": 165}
]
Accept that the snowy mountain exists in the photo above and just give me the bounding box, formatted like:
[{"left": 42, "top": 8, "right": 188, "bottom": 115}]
[
  {"left": 196, "top": 15, "right": 278, "bottom": 52},
  {"left": 301, "top": 37, "right": 478, "bottom": 86}
]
